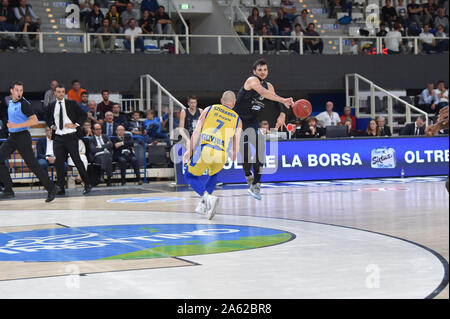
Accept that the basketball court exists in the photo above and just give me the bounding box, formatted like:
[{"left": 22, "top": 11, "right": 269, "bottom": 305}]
[{"left": 0, "top": 176, "right": 447, "bottom": 299}]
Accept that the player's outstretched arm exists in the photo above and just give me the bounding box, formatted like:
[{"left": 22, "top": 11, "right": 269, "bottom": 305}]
[
  {"left": 245, "top": 77, "right": 294, "bottom": 108},
  {"left": 231, "top": 119, "right": 243, "bottom": 162}
]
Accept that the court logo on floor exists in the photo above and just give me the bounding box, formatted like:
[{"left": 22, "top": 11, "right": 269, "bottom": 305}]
[{"left": 0, "top": 224, "right": 294, "bottom": 262}]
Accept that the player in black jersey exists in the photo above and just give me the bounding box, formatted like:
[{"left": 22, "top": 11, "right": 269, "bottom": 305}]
[{"left": 234, "top": 59, "right": 294, "bottom": 199}]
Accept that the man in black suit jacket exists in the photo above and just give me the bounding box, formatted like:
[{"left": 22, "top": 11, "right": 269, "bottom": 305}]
[
  {"left": 46, "top": 84, "right": 91, "bottom": 195},
  {"left": 401, "top": 115, "right": 427, "bottom": 136},
  {"left": 376, "top": 116, "right": 392, "bottom": 137},
  {"left": 89, "top": 123, "right": 113, "bottom": 186},
  {"left": 102, "top": 111, "right": 119, "bottom": 137},
  {"left": 111, "top": 125, "right": 141, "bottom": 185}
]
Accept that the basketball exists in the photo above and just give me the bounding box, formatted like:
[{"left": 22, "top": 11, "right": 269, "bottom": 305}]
[{"left": 293, "top": 99, "right": 312, "bottom": 119}]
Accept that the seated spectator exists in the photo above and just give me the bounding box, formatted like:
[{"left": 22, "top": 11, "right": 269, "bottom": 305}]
[
  {"left": 408, "top": 0, "right": 424, "bottom": 28},
  {"left": 128, "top": 111, "right": 146, "bottom": 136},
  {"left": 261, "top": 7, "right": 278, "bottom": 36},
  {"left": 154, "top": 5, "right": 172, "bottom": 35},
  {"left": 343, "top": 118, "right": 358, "bottom": 137},
  {"left": 419, "top": 24, "right": 436, "bottom": 53},
  {"left": 349, "top": 38, "right": 361, "bottom": 55},
  {"left": 123, "top": 18, "right": 144, "bottom": 52},
  {"left": 97, "top": 89, "right": 115, "bottom": 115},
  {"left": 111, "top": 125, "right": 142, "bottom": 185},
  {"left": 376, "top": 116, "right": 392, "bottom": 136},
  {"left": 385, "top": 23, "right": 403, "bottom": 54},
  {"left": 434, "top": 8, "right": 449, "bottom": 33},
  {"left": 95, "top": 18, "right": 116, "bottom": 53},
  {"left": 43, "top": 80, "right": 58, "bottom": 110},
  {"left": 247, "top": 7, "right": 263, "bottom": 35},
  {"left": 401, "top": 115, "right": 427, "bottom": 135},
  {"left": 112, "top": 103, "right": 128, "bottom": 127},
  {"left": 145, "top": 109, "right": 168, "bottom": 141},
  {"left": 396, "top": 0, "right": 408, "bottom": 26},
  {"left": 418, "top": 82, "right": 439, "bottom": 113},
  {"left": 276, "top": 9, "right": 291, "bottom": 36},
  {"left": 89, "top": 123, "right": 113, "bottom": 186},
  {"left": 120, "top": 2, "right": 138, "bottom": 28},
  {"left": 340, "top": 106, "right": 356, "bottom": 129},
  {"left": 1, "top": 0, "right": 19, "bottom": 31},
  {"left": 21, "top": 14, "right": 39, "bottom": 52},
  {"left": 83, "top": 120, "right": 93, "bottom": 137},
  {"left": 316, "top": 101, "right": 341, "bottom": 127},
  {"left": 14, "top": 0, "right": 38, "bottom": 28},
  {"left": 381, "top": 0, "right": 398, "bottom": 28},
  {"left": 102, "top": 111, "right": 119, "bottom": 137},
  {"left": 261, "top": 25, "right": 277, "bottom": 52},
  {"left": 140, "top": 0, "right": 159, "bottom": 17},
  {"left": 86, "top": 3, "right": 104, "bottom": 32},
  {"left": 106, "top": 5, "right": 122, "bottom": 33},
  {"left": 114, "top": 0, "right": 129, "bottom": 14},
  {"left": 376, "top": 23, "right": 388, "bottom": 37},
  {"left": 328, "top": 0, "right": 351, "bottom": 19},
  {"left": 364, "top": 119, "right": 381, "bottom": 137},
  {"left": 423, "top": 0, "right": 439, "bottom": 27},
  {"left": 281, "top": 0, "right": 297, "bottom": 22},
  {"left": 302, "top": 117, "right": 324, "bottom": 138},
  {"left": 295, "top": 9, "right": 309, "bottom": 32},
  {"left": 78, "top": 91, "right": 89, "bottom": 112},
  {"left": 290, "top": 118, "right": 306, "bottom": 139},
  {"left": 303, "top": 23, "right": 323, "bottom": 54},
  {"left": 161, "top": 107, "right": 180, "bottom": 132},
  {"left": 79, "top": 0, "right": 94, "bottom": 31},
  {"left": 87, "top": 100, "right": 103, "bottom": 126},
  {"left": 435, "top": 24, "right": 449, "bottom": 53},
  {"left": 68, "top": 139, "right": 89, "bottom": 183},
  {"left": 139, "top": 10, "right": 154, "bottom": 34},
  {"left": 259, "top": 120, "right": 270, "bottom": 136},
  {"left": 289, "top": 23, "right": 303, "bottom": 52},
  {"left": 67, "top": 80, "right": 87, "bottom": 103},
  {"left": 36, "top": 126, "right": 57, "bottom": 172},
  {"left": 435, "top": 80, "right": 449, "bottom": 115}
]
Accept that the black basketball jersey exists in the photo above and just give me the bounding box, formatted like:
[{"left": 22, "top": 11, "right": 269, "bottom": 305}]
[
  {"left": 234, "top": 76, "right": 268, "bottom": 128},
  {"left": 184, "top": 107, "right": 201, "bottom": 136}
]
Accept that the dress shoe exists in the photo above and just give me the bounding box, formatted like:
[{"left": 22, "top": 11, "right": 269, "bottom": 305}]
[
  {"left": 0, "top": 191, "right": 15, "bottom": 200},
  {"left": 46, "top": 188, "right": 56, "bottom": 203},
  {"left": 83, "top": 184, "right": 92, "bottom": 195}
]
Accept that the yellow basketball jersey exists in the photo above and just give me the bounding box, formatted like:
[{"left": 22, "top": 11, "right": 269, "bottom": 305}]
[{"left": 200, "top": 104, "right": 240, "bottom": 152}]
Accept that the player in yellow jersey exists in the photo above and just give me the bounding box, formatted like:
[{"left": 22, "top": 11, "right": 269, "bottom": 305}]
[{"left": 183, "top": 91, "right": 242, "bottom": 220}]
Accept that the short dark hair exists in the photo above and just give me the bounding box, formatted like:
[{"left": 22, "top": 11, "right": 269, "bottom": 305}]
[
  {"left": 416, "top": 115, "right": 426, "bottom": 122},
  {"left": 187, "top": 95, "right": 197, "bottom": 102},
  {"left": 101, "top": 89, "right": 109, "bottom": 94},
  {"left": 10, "top": 80, "right": 23, "bottom": 89},
  {"left": 253, "top": 58, "right": 268, "bottom": 70},
  {"left": 71, "top": 79, "right": 80, "bottom": 84},
  {"left": 55, "top": 84, "right": 65, "bottom": 90},
  {"left": 81, "top": 91, "right": 88, "bottom": 96}
]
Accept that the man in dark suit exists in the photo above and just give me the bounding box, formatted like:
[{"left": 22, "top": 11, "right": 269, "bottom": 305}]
[
  {"left": 89, "top": 123, "right": 113, "bottom": 186},
  {"left": 376, "top": 116, "right": 392, "bottom": 137},
  {"left": 46, "top": 84, "right": 91, "bottom": 195},
  {"left": 111, "top": 125, "right": 142, "bottom": 186},
  {"left": 400, "top": 115, "right": 427, "bottom": 136},
  {"left": 102, "top": 111, "right": 119, "bottom": 137}
]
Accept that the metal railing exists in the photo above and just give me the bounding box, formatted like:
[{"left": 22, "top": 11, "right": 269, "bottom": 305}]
[
  {"left": 345, "top": 73, "right": 429, "bottom": 134},
  {"left": 2, "top": 30, "right": 447, "bottom": 55}
]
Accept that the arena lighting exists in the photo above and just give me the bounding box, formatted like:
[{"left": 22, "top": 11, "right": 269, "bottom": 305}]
[{"left": 180, "top": 3, "right": 189, "bottom": 10}]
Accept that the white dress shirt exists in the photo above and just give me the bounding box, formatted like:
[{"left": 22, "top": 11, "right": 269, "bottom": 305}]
[
  {"left": 45, "top": 138, "right": 54, "bottom": 157},
  {"left": 54, "top": 99, "right": 77, "bottom": 136},
  {"left": 316, "top": 111, "right": 341, "bottom": 127}
]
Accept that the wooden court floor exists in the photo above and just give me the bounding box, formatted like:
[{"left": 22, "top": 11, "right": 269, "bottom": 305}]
[{"left": 0, "top": 177, "right": 448, "bottom": 299}]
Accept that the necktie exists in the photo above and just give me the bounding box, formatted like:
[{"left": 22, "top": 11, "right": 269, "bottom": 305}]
[
  {"left": 415, "top": 127, "right": 419, "bottom": 136},
  {"left": 108, "top": 124, "right": 112, "bottom": 136},
  {"left": 59, "top": 102, "right": 64, "bottom": 130}
]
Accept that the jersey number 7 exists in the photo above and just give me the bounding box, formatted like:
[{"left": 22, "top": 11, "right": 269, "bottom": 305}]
[{"left": 213, "top": 119, "right": 225, "bottom": 134}]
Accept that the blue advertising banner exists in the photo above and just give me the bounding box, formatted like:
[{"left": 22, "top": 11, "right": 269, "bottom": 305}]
[{"left": 175, "top": 136, "right": 449, "bottom": 185}]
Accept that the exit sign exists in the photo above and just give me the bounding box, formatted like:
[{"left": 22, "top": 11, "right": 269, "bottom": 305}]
[{"left": 180, "top": 3, "right": 189, "bottom": 10}]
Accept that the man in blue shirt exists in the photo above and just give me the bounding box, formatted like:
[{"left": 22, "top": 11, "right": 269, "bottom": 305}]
[
  {"left": 418, "top": 82, "right": 439, "bottom": 114},
  {"left": 144, "top": 109, "right": 168, "bottom": 142},
  {"left": 0, "top": 81, "right": 56, "bottom": 202}
]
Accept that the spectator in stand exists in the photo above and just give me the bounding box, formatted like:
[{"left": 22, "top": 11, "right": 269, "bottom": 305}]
[
  {"left": 401, "top": 115, "right": 426, "bottom": 135},
  {"left": 111, "top": 125, "right": 142, "bottom": 185},
  {"left": 381, "top": 0, "right": 398, "bottom": 28},
  {"left": 423, "top": 0, "right": 439, "bottom": 27},
  {"left": 21, "top": 14, "right": 39, "bottom": 51},
  {"left": 261, "top": 8, "right": 278, "bottom": 36},
  {"left": 376, "top": 116, "right": 392, "bottom": 136},
  {"left": 161, "top": 106, "right": 180, "bottom": 132},
  {"left": 340, "top": 106, "right": 356, "bottom": 129},
  {"left": 289, "top": 23, "right": 303, "bottom": 53},
  {"left": 43, "top": 80, "right": 58, "bottom": 110},
  {"left": 140, "top": 0, "right": 159, "bottom": 17},
  {"left": 385, "top": 23, "right": 403, "bottom": 54},
  {"left": 78, "top": 91, "right": 89, "bottom": 112},
  {"left": 145, "top": 109, "right": 167, "bottom": 141},
  {"left": 259, "top": 120, "right": 270, "bottom": 136},
  {"left": 435, "top": 80, "right": 449, "bottom": 115},
  {"left": 120, "top": 2, "right": 138, "bottom": 28},
  {"left": 376, "top": 23, "right": 388, "bottom": 37},
  {"left": 435, "top": 24, "right": 449, "bottom": 53},
  {"left": 128, "top": 111, "right": 146, "bottom": 137},
  {"left": 78, "top": 0, "right": 94, "bottom": 31},
  {"left": 281, "top": 0, "right": 297, "bottom": 22},
  {"left": 89, "top": 123, "right": 113, "bottom": 186},
  {"left": 303, "top": 117, "right": 324, "bottom": 138},
  {"left": 303, "top": 23, "right": 323, "bottom": 54},
  {"left": 14, "top": 0, "right": 38, "bottom": 28},
  {"left": 112, "top": 103, "right": 128, "bottom": 127},
  {"left": 396, "top": 0, "right": 408, "bottom": 26},
  {"left": 123, "top": 18, "right": 144, "bottom": 52},
  {"left": 364, "top": 119, "right": 381, "bottom": 136},
  {"left": 408, "top": 0, "right": 424, "bottom": 28},
  {"left": 102, "top": 111, "right": 119, "bottom": 137},
  {"left": 328, "top": 0, "right": 351, "bottom": 19},
  {"left": 139, "top": 10, "right": 154, "bottom": 34},
  {"left": 295, "top": 9, "right": 309, "bottom": 32},
  {"left": 434, "top": 8, "right": 448, "bottom": 33},
  {"left": 97, "top": 90, "right": 115, "bottom": 115},
  {"left": 86, "top": 3, "right": 104, "bottom": 32},
  {"left": 418, "top": 82, "right": 439, "bottom": 113},
  {"left": 67, "top": 80, "right": 87, "bottom": 103},
  {"left": 261, "top": 24, "right": 277, "bottom": 53},
  {"left": 114, "top": 0, "right": 129, "bottom": 14},
  {"left": 1, "top": 0, "right": 18, "bottom": 31},
  {"left": 95, "top": 18, "right": 116, "bottom": 53},
  {"left": 83, "top": 120, "right": 93, "bottom": 137},
  {"left": 154, "top": 5, "right": 172, "bottom": 35},
  {"left": 247, "top": 7, "right": 263, "bottom": 35},
  {"left": 349, "top": 38, "right": 361, "bottom": 55},
  {"left": 106, "top": 5, "right": 122, "bottom": 33},
  {"left": 343, "top": 118, "right": 358, "bottom": 137},
  {"left": 36, "top": 126, "right": 57, "bottom": 172},
  {"left": 316, "top": 101, "right": 341, "bottom": 127},
  {"left": 276, "top": 9, "right": 291, "bottom": 36},
  {"left": 290, "top": 118, "right": 305, "bottom": 139},
  {"left": 87, "top": 100, "right": 103, "bottom": 126},
  {"left": 419, "top": 24, "right": 436, "bottom": 53}
]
